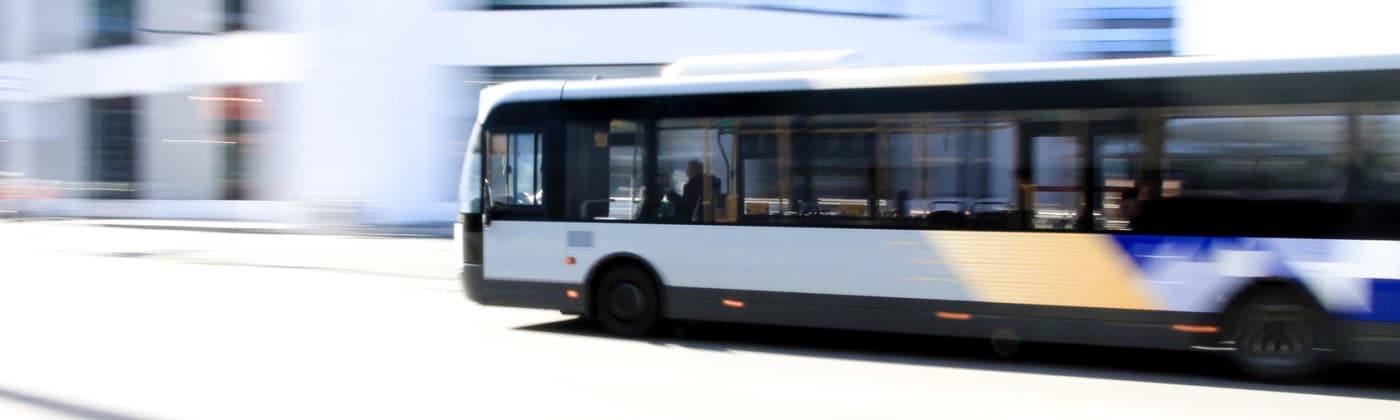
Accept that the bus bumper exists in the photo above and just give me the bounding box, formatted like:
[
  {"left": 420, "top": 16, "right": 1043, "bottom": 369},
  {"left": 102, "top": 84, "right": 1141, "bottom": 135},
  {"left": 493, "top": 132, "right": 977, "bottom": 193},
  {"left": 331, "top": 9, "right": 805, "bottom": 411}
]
[
  {"left": 459, "top": 264, "right": 586, "bottom": 314},
  {"left": 1338, "top": 321, "right": 1400, "bottom": 366},
  {"left": 460, "top": 263, "right": 485, "bottom": 304}
]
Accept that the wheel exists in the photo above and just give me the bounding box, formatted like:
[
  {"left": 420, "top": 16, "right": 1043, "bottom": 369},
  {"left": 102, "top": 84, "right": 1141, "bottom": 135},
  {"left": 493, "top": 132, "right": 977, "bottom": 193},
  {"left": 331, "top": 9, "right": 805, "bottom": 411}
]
[
  {"left": 1224, "top": 288, "right": 1332, "bottom": 381},
  {"left": 990, "top": 328, "right": 1022, "bottom": 359},
  {"left": 593, "top": 264, "right": 662, "bottom": 337}
]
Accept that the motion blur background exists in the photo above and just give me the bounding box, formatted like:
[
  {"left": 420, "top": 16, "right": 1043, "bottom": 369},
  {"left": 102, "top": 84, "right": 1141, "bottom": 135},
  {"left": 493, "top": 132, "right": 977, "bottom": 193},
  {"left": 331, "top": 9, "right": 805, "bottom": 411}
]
[{"left": 2, "top": 0, "right": 1398, "bottom": 231}]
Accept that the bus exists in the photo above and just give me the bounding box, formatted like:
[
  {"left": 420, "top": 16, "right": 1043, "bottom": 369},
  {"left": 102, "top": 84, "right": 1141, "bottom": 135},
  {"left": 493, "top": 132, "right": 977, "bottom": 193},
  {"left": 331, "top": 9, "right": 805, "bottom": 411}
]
[{"left": 456, "top": 53, "right": 1400, "bottom": 381}]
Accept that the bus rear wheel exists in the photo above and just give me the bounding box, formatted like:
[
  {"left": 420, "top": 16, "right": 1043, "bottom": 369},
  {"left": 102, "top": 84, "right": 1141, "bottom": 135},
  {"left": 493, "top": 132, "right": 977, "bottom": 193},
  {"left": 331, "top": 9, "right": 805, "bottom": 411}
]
[
  {"left": 593, "top": 264, "right": 662, "bottom": 337},
  {"left": 1224, "top": 288, "right": 1331, "bottom": 382}
]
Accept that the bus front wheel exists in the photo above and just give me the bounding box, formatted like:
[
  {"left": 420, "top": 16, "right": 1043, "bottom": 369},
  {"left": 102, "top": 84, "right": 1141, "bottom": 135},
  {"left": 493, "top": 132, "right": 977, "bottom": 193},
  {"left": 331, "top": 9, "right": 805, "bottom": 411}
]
[
  {"left": 1224, "top": 287, "right": 1331, "bottom": 382},
  {"left": 594, "top": 264, "right": 662, "bottom": 337}
]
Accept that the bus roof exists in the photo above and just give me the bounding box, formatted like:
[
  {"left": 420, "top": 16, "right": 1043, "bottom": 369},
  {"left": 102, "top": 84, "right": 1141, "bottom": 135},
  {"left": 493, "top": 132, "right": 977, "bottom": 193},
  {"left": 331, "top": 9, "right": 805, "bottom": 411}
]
[{"left": 478, "top": 52, "right": 1400, "bottom": 119}]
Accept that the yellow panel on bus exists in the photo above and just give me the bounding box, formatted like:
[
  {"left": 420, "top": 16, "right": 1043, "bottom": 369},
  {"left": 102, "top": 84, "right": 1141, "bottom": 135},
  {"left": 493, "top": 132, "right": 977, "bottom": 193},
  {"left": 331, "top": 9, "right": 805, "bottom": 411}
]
[{"left": 919, "top": 231, "right": 1160, "bottom": 310}]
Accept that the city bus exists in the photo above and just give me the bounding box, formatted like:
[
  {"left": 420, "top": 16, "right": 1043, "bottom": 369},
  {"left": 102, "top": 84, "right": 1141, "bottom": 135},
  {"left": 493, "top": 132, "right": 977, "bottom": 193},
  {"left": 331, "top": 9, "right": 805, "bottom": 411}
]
[{"left": 456, "top": 53, "right": 1400, "bottom": 380}]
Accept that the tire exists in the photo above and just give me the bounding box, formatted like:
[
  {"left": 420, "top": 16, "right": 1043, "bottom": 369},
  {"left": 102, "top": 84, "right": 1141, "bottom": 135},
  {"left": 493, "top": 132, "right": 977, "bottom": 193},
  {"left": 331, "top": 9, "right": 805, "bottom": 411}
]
[
  {"left": 1223, "top": 288, "right": 1332, "bottom": 382},
  {"left": 593, "top": 264, "right": 662, "bottom": 337}
]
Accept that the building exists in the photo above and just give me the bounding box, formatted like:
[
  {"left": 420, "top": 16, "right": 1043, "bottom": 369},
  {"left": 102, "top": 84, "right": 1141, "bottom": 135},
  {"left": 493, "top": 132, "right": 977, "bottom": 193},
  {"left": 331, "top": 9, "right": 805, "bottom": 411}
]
[
  {"left": 1, "top": 0, "right": 1081, "bottom": 226},
  {"left": 1052, "top": 0, "right": 1175, "bottom": 59}
]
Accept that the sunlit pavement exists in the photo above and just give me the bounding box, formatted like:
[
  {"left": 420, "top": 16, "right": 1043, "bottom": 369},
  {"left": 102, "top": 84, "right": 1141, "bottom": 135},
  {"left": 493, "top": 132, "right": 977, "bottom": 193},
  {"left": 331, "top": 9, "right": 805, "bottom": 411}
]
[{"left": 2, "top": 221, "right": 1399, "bottom": 420}]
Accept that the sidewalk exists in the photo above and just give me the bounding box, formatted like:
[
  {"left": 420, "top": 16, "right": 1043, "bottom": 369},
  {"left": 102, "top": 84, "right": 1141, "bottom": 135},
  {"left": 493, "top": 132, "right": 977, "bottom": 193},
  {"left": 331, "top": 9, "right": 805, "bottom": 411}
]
[
  {"left": 6, "top": 217, "right": 452, "bottom": 238},
  {"left": 93, "top": 219, "right": 457, "bottom": 238},
  {"left": 3, "top": 218, "right": 459, "bottom": 281}
]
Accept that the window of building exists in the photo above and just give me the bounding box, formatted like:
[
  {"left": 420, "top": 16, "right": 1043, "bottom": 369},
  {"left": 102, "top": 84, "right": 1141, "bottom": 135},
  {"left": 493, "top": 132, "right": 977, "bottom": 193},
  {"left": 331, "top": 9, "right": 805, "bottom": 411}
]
[
  {"left": 223, "top": 0, "right": 249, "bottom": 32},
  {"left": 195, "top": 86, "right": 264, "bottom": 200},
  {"left": 92, "top": 0, "right": 137, "bottom": 48},
  {"left": 89, "top": 97, "right": 139, "bottom": 199}
]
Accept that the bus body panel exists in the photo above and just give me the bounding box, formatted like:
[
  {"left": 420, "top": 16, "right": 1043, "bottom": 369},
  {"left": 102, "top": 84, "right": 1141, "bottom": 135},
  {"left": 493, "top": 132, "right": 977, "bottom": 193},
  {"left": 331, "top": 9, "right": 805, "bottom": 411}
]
[{"left": 481, "top": 220, "right": 1400, "bottom": 321}]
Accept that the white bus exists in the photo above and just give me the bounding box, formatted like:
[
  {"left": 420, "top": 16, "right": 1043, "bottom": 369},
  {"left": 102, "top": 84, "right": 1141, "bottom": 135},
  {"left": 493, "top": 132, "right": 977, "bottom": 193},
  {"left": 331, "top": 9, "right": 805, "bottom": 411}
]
[{"left": 457, "top": 53, "right": 1400, "bottom": 381}]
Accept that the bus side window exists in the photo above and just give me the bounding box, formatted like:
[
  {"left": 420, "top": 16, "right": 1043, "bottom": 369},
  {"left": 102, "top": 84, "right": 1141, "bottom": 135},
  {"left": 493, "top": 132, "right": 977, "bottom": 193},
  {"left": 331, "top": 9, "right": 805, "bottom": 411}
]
[
  {"left": 564, "top": 119, "right": 645, "bottom": 221},
  {"left": 658, "top": 119, "right": 734, "bottom": 223},
  {"left": 486, "top": 131, "right": 543, "bottom": 209},
  {"left": 1357, "top": 113, "right": 1400, "bottom": 201}
]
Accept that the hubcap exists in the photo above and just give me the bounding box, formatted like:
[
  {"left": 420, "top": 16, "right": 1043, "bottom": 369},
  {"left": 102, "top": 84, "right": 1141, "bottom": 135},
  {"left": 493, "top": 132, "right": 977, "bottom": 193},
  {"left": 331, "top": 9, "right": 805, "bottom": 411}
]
[
  {"left": 607, "top": 282, "right": 645, "bottom": 321},
  {"left": 1235, "top": 304, "right": 1318, "bottom": 365}
]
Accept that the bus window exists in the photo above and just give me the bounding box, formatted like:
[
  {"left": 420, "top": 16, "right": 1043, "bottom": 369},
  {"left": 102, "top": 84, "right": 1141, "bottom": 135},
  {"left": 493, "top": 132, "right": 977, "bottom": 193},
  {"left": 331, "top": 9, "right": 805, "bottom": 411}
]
[
  {"left": 486, "top": 131, "right": 543, "bottom": 208},
  {"left": 1021, "top": 118, "right": 1087, "bottom": 231},
  {"left": 565, "top": 119, "right": 645, "bottom": 220},
  {"left": 734, "top": 115, "right": 876, "bottom": 222},
  {"left": 737, "top": 117, "right": 788, "bottom": 219},
  {"left": 1358, "top": 113, "right": 1400, "bottom": 202},
  {"left": 793, "top": 115, "right": 875, "bottom": 219},
  {"left": 658, "top": 118, "right": 734, "bottom": 223},
  {"left": 1164, "top": 115, "right": 1345, "bottom": 201},
  {"left": 1095, "top": 133, "right": 1143, "bottom": 231},
  {"left": 880, "top": 117, "right": 1019, "bottom": 229}
]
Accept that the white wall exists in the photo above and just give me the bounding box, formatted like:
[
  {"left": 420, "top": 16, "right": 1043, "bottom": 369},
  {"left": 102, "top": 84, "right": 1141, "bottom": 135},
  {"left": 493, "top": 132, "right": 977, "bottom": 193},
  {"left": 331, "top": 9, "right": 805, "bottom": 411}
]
[
  {"left": 29, "top": 0, "right": 86, "bottom": 55},
  {"left": 437, "top": 6, "right": 1057, "bottom": 68},
  {"left": 1, "top": 0, "right": 19, "bottom": 61},
  {"left": 6, "top": 0, "right": 1065, "bottom": 225},
  {"left": 1177, "top": 0, "right": 1400, "bottom": 57},
  {"left": 253, "top": 83, "right": 303, "bottom": 202},
  {"left": 32, "top": 100, "right": 86, "bottom": 191},
  {"left": 142, "top": 90, "right": 220, "bottom": 200},
  {"left": 25, "top": 33, "right": 306, "bottom": 101},
  {"left": 142, "top": 0, "right": 221, "bottom": 38},
  {"left": 294, "top": 0, "right": 461, "bottom": 225}
]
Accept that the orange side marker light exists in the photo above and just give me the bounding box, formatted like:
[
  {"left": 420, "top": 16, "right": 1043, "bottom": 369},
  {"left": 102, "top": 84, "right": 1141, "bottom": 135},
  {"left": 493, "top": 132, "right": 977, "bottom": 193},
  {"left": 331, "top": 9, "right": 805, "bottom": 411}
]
[
  {"left": 722, "top": 299, "right": 746, "bottom": 308},
  {"left": 564, "top": 257, "right": 576, "bottom": 265},
  {"left": 1172, "top": 324, "right": 1219, "bottom": 334},
  {"left": 935, "top": 311, "right": 973, "bottom": 320},
  {"left": 565, "top": 290, "right": 580, "bottom": 299}
]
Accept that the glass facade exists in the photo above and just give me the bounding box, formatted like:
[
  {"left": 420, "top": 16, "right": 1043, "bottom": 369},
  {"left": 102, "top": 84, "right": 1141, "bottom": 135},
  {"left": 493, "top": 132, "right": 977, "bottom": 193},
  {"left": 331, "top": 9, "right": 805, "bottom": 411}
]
[{"left": 92, "top": 0, "right": 137, "bottom": 48}]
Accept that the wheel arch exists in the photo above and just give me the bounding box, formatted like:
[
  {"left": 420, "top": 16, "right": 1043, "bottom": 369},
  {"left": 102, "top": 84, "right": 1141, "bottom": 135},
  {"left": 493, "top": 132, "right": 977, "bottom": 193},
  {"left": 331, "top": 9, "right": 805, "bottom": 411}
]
[{"left": 1219, "top": 276, "right": 1328, "bottom": 315}]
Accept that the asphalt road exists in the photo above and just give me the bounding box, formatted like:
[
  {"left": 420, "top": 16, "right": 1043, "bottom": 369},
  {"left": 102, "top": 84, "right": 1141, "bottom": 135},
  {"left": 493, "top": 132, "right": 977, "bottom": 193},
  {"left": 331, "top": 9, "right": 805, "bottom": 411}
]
[{"left": 2, "top": 221, "right": 1399, "bottom": 420}]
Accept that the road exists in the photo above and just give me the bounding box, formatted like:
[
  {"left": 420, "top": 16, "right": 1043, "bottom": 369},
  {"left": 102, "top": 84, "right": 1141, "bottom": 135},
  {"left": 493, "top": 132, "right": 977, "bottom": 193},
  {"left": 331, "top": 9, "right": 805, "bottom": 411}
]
[{"left": 1, "top": 220, "right": 1399, "bottom": 420}]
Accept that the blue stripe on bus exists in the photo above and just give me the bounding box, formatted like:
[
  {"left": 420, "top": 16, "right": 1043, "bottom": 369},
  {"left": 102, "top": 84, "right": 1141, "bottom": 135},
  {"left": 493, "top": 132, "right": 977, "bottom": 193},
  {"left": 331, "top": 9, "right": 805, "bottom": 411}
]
[
  {"left": 1110, "top": 234, "right": 1247, "bottom": 268},
  {"left": 1345, "top": 279, "right": 1400, "bottom": 322}
]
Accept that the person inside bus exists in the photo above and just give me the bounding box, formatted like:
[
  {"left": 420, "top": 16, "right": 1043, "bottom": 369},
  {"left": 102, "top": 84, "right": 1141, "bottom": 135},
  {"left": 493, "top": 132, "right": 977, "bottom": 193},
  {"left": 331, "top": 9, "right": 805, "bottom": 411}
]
[
  {"left": 894, "top": 190, "right": 911, "bottom": 218},
  {"left": 1119, "top": 188, "right": 1142, "bottom": 230},
  {"left": 666, "top": 159, "right": 719, "bottom": 222},
  {"left": 637, "top": 178, "right": 661, "bottom": 221}
]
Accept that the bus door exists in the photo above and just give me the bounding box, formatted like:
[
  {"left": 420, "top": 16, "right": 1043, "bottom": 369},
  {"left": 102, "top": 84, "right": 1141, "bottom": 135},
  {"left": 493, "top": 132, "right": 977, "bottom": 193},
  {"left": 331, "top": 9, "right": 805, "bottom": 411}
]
[{"left": 482, "top": 128, "right": 547, "bottom": 274}]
